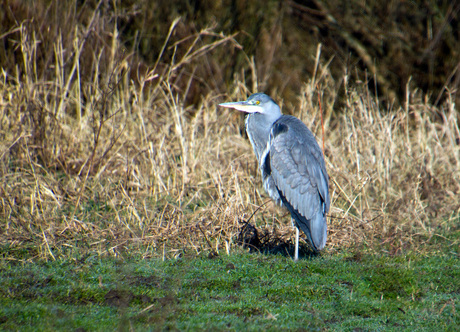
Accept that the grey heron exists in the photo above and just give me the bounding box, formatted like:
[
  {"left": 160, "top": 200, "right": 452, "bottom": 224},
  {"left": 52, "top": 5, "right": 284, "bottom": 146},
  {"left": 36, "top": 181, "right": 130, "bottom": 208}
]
[{"left": 219, "top": 93, "right": 330, "bottom": 260}]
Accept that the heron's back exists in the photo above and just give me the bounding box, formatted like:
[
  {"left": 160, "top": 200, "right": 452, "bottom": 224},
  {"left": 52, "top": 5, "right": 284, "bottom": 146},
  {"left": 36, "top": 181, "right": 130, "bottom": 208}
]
[{"left": 263, "top": 115, "right": 330, "bottom": 251}]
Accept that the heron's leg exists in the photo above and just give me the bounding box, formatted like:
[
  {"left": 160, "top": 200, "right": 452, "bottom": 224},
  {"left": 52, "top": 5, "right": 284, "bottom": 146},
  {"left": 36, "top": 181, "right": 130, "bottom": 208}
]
[{"left": 292, "top": 218, "right": 299, "bottom": 261}]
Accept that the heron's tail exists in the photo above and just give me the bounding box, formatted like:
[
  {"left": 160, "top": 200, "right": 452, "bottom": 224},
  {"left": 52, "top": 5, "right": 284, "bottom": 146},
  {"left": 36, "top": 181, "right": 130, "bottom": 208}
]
[
  {"left": 278, "top": 191, "right": 328, "bottom": 252},
  {"left": 305, "top": 209, "right": 327, "bottom": 251},
  {"left": 293, "top": 210, "right": 327, "bottom": 252}
]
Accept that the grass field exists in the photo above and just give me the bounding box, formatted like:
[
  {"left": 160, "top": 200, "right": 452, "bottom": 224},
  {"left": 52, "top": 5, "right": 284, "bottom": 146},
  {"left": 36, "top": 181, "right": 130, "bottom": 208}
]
[
  {"left": 0, "top": 2, "right": 459, "bottom": 330},
  {"left": 1, "top": 248, "right": 458, "bottom": 331}
]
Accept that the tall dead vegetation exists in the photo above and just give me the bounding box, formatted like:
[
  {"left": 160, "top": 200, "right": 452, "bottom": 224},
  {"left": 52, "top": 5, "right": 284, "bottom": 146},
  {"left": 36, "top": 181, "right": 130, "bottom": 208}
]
[{"left": 0, "top": 1, "right": 458, "bottom": 261}]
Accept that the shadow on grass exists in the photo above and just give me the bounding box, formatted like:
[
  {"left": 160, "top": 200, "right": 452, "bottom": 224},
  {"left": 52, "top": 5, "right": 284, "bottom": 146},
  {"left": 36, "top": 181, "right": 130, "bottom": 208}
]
[{"left": 236, "top": 222, "right": 320, "bottom": 260}]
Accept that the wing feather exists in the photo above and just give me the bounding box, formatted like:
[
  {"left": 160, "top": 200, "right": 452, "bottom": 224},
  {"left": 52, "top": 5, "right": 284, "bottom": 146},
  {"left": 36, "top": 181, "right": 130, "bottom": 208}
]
[{"left": 268, "top": 116, "right": 330, "bottom": 249}]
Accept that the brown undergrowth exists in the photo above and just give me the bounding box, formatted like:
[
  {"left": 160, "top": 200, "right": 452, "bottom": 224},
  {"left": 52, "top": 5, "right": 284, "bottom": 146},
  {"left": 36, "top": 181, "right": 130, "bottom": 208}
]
[{"left": 0, "top": 9, "right": 459, "bottom": 262}]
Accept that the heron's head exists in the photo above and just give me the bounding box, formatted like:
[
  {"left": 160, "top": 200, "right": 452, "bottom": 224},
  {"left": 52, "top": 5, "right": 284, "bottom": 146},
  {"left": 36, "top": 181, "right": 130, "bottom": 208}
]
[{"left": 219, "top": 93, "right": 281, "bottom": 120}]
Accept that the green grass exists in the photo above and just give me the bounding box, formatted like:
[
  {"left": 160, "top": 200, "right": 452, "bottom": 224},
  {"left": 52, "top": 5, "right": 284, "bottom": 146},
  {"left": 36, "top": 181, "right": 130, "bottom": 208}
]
[{"left": 1, "top": 249, "right": 458, "bottom": 331}]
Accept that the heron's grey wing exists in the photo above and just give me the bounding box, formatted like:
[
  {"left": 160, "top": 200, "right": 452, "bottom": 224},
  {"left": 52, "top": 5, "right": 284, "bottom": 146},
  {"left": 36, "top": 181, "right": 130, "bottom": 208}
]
[
  {"left": 269, "top": 118, "right": 330, "bottom": 216},
  {"left": 268, "top": 117, "right": 329, "bottom": 249}
]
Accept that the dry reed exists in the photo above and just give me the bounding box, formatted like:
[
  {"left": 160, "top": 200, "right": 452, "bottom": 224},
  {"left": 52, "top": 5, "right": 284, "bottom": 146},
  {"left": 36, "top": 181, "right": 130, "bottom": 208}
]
[{"left": 0, "top": 8, "right": 458, "bottom": 262}]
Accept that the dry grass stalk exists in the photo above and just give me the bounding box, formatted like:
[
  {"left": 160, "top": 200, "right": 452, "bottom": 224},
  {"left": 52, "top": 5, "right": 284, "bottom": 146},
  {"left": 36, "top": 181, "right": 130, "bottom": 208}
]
[{"left": 0, "top": 11, "right": 458, "bottom": 262}]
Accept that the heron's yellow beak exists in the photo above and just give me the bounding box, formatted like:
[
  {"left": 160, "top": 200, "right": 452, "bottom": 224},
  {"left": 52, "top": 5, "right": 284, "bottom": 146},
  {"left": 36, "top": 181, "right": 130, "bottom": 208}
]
[{"left": 218, "top": 101, "right": 262, "bottom": 113}]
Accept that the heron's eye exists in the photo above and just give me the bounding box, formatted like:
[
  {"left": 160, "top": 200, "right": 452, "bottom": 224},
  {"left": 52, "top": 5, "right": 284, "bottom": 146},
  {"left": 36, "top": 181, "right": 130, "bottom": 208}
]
[{"left": 256, "top": 101, "right": 260, "bottom": 105}]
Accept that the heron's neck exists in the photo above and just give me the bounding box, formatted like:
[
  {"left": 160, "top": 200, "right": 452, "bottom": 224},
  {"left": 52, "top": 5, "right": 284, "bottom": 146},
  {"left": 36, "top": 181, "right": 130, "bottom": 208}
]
[
  {"left": 245, "top": 111, "right": 281, "bottom": 162},
  {"left": 248, "top": 112, "right": 281, "bottom": 133},
  {"left": 265, "top": 103, "right": 282, "bottom": 123}
]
